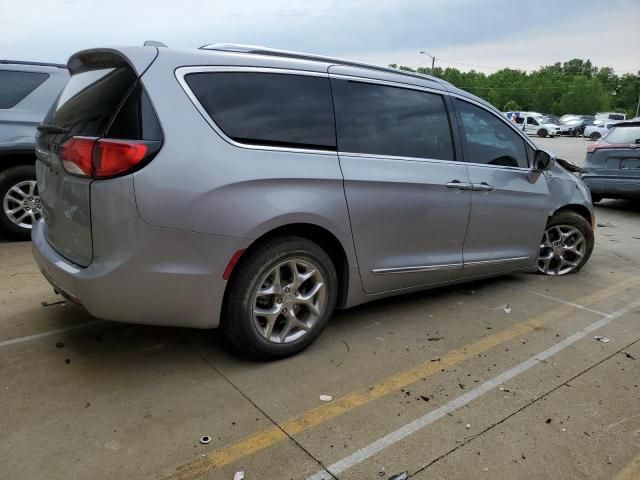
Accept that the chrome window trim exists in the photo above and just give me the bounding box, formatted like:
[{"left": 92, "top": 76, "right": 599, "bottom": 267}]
[
  {"left": 338, "top": 151, "right": 463, "bottom": 166},
  {"left": 175, "top": 66, "right": 337, "bottom": 156},
  {"left": 373, "top": 256, "right": 531, "bottom": 275},
  {"left": 328, "top": 73, "right": 446, "bottom": 95}
]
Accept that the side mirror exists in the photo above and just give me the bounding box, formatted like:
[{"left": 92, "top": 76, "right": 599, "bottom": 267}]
[{"left": 533, "top": 149, "right": 554, "bottom": 172}]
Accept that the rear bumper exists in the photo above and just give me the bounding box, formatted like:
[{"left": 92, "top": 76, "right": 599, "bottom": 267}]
[
  {"left": 581, "top": 175, "right": 640, "bottom": 197},
  {"left": 32, "top": 219, "right": 249, "bottom": 329}
]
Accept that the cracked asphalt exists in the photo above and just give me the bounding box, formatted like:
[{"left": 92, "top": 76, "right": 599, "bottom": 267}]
[{"left": 1, "top": 136, "right": 639, "bottom": 480}]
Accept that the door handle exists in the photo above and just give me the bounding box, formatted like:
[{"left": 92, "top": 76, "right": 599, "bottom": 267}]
[
  {"left": 446, "top": 180, "right": 474, "bottom": 190},
  {"left": 472, "top": 182, "right": 495, "bottom": 192}
]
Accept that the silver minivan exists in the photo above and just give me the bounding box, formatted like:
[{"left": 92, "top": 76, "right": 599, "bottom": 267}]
[{"left": 32, "top": 44, "right": 595, "bottom": 359}]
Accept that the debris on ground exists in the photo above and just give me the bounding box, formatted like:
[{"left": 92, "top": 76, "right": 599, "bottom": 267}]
[
  {"left": 503, "top": 305, "right": 512, "bottom": 314},
  {"left": 623, "top": 352, "right": 636, "bottom": 360},
  {"left": 431, "top": 357, "right": 441, "bottom": 362},
  {"left": 465, "top": 423, "right": 471, "bottom": 429},
  {"left": 64, "top": 358, "right": 71, "bottom": 365},
  {"left": 319, "top": 395, "right": 333, "bottom": 402},
  {"left": 342, "top": 340, "right": 350, "bottom": 352},
  {"left": 388, "top": 472, "right": 408, "bottom": 480},
  {"left": 199, "top": 435, "right": 212, "bottom": 445},
  {"left": 375, "top": 337, "right": 384, "bottom": 342},
  {"left": 594, "top": 336, "right": 611, "bottom": 343},
  {"left": 378, "top": 467, "right": 386, "bottom": 476},
  {"left": 55, "top": 342, "right": 64, "bottom": 348},
  {"left": 426, "top": 337, "right": 443, "bottom": 341},
  {"left": 233, "top": 472, "right": 245, "bottom": 480},
  {"left": 546, "top": 418, "right": 552, "bottom": 424},
  {"left": 41, "top": 300, "right": 66, "bottom": 307},
  {"left": 420, "top": 395, "right": 430, "bottom": 402}
]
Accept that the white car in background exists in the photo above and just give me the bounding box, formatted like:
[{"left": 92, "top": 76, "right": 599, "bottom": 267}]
[
  {"left": 583, "top": 122, "right": 616, "bottom": 140},
  {"left": 505, "top": 111, "right": 561, "bottom": 137}
]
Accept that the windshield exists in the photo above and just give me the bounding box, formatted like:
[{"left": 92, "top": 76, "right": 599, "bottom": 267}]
[
  {"left": 539, "top": 116, "right": 557, "bottom": 125},
  {"left": 604, "top": 126, "right": 640, "bottom": 144}
]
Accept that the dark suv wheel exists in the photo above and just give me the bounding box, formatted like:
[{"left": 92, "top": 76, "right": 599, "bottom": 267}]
[
  {"left": 222, "top": 236, "right": 338, "bottom": 360},
  {"left": 0, "top": 165, "right": 41, "bottom": 240}
]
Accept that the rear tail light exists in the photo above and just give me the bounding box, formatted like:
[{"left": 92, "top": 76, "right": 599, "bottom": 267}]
[
  {"left": 60, "top": 137, "right": 159, "bottom": 179},
  {"left": 94, "top": 140, "right": 148, "bottom": 177},
  {"left": 60, "top": 137, "right": 95, "bottom": 176}
]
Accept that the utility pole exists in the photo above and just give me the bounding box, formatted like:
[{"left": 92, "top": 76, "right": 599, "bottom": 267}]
[
  {"left": 419, "top": 51, "right": 436, "bottom": 75},
  {"left": 636, "top": 94, "right": 640, "bottom": 118}
]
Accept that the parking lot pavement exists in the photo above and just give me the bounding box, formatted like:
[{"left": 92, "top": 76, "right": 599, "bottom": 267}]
[{"left": 1, "top": 152, "right": 639, "bottom": 479}]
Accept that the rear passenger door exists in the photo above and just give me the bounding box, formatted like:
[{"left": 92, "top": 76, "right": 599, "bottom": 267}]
[
  {"left": 452, "top": 98, "right": 550, "bottom": 276},
  {"left": 330, "top": 74, "right": 471, "bottom": 294}
]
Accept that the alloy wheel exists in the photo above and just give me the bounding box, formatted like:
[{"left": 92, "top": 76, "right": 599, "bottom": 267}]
[
  {"left": 538, "top": 225, "right": 586, "bottom": 275},
  {"left": 2, "top": 180, "right": 42, "bottom": 230},
  {"left": 252, "top": 258, "right": 326, "bottom": 344}
]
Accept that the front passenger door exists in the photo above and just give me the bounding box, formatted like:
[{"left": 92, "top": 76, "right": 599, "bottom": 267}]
[{"left": 453, "top": 99, "right": 550, "bottom": 276}]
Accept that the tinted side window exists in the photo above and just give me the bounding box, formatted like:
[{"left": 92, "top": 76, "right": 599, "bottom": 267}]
[
  {"left": 454, "top": 99, "right": 529, "bottom": 168},
  {"left": 51, "top": 67, "right": 137, "bottom": 137},
  {"left": 332, "top": 80, "right": 454, "bottom": 160},
  {"left": 186, "top": 72, "right": 336, "bottom": 150},
  {"left": 0, "top": 71, "right": 49, "bottom": 109}
]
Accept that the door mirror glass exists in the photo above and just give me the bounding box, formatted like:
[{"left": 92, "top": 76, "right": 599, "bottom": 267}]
[{"left": 533, "top": 149, "right": 553, "bottom": 171}]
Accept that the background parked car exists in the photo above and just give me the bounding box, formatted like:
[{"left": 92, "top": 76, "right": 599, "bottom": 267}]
[
  {"left": 595, "top": 112, "right": 626, "bottom": 122},
  {"left": 559, "top": 116, "right": 595, "bottom": 136},
  {"left": 581, "top": 121, "right": 640, "bottom": 202},
  {"left": 0, "top": 60, "right": 68, "bottom": 239},
  {"left": 583, "top": 121, "right": 616, "bottom": 140},
  {"left": 505, "top": 111, "right": 561, "bottom": 137}
]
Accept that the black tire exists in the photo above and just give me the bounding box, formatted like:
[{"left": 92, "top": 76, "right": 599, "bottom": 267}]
[
  {"left": 538, "top": 129, "right": 548, "bottom": 138},
  {"left": 0, "top": 165, "right": 38, "bottom": 240},
  {"left": 222, "top": 236, "right": 338, "bottom": 360},
  {"left": 590, "top": 132, "right": 601, "bottom": 140},
  {"left": 538, "top": 211, "right": 594, "bottom": 275}
]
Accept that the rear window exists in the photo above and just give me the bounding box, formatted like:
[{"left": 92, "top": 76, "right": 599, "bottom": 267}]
[
  {"left": 605, "top": 126, "right": 640, "bottom": 144},
  {"left": 50, "top": 67, "right": 137, "bottom": 137},
  {"left": 331, "top": 79, "right": 454, "bottom": 160},
  {"left": 185, "top": 72, "right": 336, "bottom": 150},
  {"left": 0, "top": 70, "right": 49, "bottom": 108}
]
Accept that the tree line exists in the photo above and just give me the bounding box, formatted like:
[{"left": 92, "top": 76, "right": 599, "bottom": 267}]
[{"left": 389, "top": 59, "right": 640, "bottom": 117}]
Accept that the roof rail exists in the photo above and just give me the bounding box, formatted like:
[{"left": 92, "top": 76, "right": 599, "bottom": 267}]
[
  {"left": 199, "top": 43, "right": 447, "bottom": 86},
  {"left": 0, "top": 59, "right": 66, "bottom": 69}
]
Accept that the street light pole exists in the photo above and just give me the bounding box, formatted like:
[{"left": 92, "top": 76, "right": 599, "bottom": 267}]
[{"left": 419, "top": 51, "right": 436, "bottom": 75}]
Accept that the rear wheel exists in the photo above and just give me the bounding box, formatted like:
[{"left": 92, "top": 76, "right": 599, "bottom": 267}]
[
  {"left": 537, "top": 211, "right": 594, "bottom": 276},
  {"left": 590, "top": 132, "right": 601, "bottom": 140},
  {"left": 0, "top": 165, "right": 41, "bottom": 240},
  {"left": 538, "top": 129, "right": 548, "bottom": 138},
  {"left": 222, "top": 236, "right": 338, "bottom": 360}
]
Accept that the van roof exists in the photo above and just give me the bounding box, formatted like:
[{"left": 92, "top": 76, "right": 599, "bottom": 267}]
[{"left": 199, "top": 43, "right": 452, "bottom": 89}]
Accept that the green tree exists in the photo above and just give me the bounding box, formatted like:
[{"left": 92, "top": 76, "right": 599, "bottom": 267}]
[{"left": 503, "top": 100, "right": 520, "bottom": 111}]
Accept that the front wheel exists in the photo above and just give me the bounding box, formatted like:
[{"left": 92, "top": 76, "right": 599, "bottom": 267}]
[
  {"left": 538, "top": 129, "right": 548, "bottom": 138},
  {"left": 537, "top": 211, "right": 594, "bottom": 276},
  {"left": 222, "top": 236, "right": 338, "bottom": 360},
  {"left": 590, "top": 132, "right": 601, "bottom": 140}
]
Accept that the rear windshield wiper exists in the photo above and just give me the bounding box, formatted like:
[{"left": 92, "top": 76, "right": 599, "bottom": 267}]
[{"left": 37, "top": 124, "right": 68, "bottom": 134}]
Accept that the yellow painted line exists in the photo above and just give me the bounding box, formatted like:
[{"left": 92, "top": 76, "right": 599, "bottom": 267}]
[
  {"left": 615, "top": 451, "right": 640, "bottom": 480},
  {"left": 173, "top": 277, "right": 640, "bottom": 480}
]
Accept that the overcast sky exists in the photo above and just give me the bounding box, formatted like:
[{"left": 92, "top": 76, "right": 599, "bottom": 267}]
[{"left": 1, "top": 0, "right": 638, "bottom": 73}]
